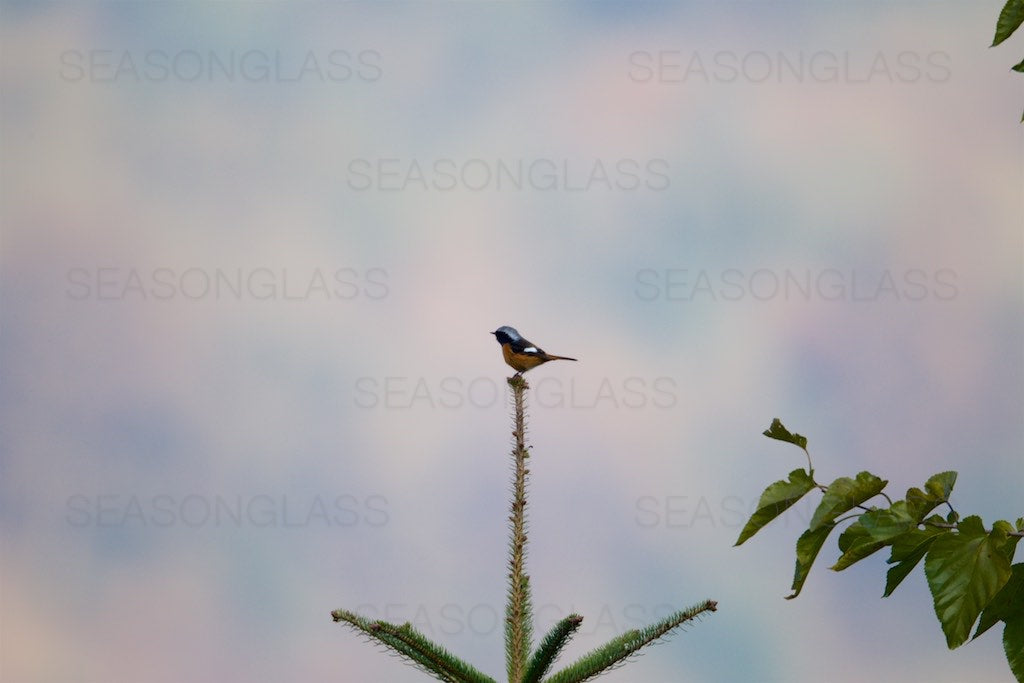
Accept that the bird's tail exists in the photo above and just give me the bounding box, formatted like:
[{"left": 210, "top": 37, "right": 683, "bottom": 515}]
[{"left": 544, "top": 354, "right": 577, "bottom": 362}]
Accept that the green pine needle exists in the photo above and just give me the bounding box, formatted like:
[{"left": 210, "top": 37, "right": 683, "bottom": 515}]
[
  {"left": 331, "top": 609, "right": 496, "bottom": 683},
  {"left": 522, "top": 614, "right": 584, "bottom": 683},
  {"left": 542, "top": 600, "right": 718, "bottom": 683}
]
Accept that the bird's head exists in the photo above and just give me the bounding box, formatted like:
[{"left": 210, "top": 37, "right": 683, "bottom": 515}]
[{"left": 491, "top": 326, "right": 521, "bottom": 345}]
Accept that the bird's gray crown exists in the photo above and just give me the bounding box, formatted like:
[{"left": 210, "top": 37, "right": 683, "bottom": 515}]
[{"left": 492, "top": 326, "right": 522, "bottom": 344}]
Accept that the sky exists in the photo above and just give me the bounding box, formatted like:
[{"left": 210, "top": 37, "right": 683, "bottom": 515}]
[{"left": 1, "top": 2, "right": 1022, "bottom": 682}]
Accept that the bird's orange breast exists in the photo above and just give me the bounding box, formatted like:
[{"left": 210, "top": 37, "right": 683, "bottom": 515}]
[{"left": 502, "top": 343, "right": 547, "bottom": 372}]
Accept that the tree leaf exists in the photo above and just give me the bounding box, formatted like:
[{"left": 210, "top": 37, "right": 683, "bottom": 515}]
[
  {"left": 994, "top": 520, "right": 1022, "bottom": 561},
  {"left": 890, "top": 525, "right": 949, "bottom": 563},
  {"left": 906, "top": 489, "right": 948, "bottom": 521},
  {"left": 884, "top": 527, "right": 947, "bottom": 597},
  {"left": 810, "top": 472, "right": 887, "bottom": 531},
  {"left": 787, "top": 522, "right": 837, "bottom": 600},
  {"left": 993, "top": 0, "right": 1024, "bottom": 46},
  {"left": 735, "top": 468, "right": 815, "bottom": 546},
  {"left": 975, "top": 563, "right": 1024, "bottom": 640},
  {"left": 861, "top": 502, "right": 917, "bottom": 542},
  {"left": 905, "top": 472, "right": 955, "bottom": 522},
  {"left": 762, "top": 418, "right": 808, "bottom": 450},
  {"left": 924, "top": 516, "right": 1013, "bottom": 649},
  {"left": 923, "top": 471, "right": 957, "bottom": 503},
  {"left": 1005, "top": 617, "right": 1024, "bottom": 683},
  {"left": 832, "top": 520, "right": 888, "bottom": 571}
]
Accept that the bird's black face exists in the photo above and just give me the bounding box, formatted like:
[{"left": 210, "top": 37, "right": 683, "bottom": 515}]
[{"left": 492, "top": 326, "right": 519, "bottom": 345}]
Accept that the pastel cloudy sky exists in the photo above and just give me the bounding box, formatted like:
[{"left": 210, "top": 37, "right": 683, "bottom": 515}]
[{"left": 1, "top": 2, "right": 1021, "bottom": 682}]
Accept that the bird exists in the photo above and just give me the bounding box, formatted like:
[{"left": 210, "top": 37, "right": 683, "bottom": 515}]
[{"left": 491, "top": 326, "right": 577, "bottom": 374}]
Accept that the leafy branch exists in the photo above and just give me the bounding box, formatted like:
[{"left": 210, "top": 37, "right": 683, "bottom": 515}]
[
  {"left": 332, "top": 375, "right": 717, "bottom": 682},
  {"left": 993, "top": 0, "right": 1024, "bottom": 121},
  {"left": 737, "top": 418, "right": 1024, "bottom": 682}
]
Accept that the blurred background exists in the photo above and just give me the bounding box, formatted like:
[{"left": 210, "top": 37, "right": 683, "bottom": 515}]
[{"left": 1, "top": 2, "right": 1021, "bottom": 681}]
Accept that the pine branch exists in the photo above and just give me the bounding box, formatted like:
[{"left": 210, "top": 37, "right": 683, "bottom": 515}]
[
  {"left": 331, "top": 609, "right": 496, "bottom": 683},
  {"left": 522, "top": 614, "right": 584, "bottom": 683},
  {"left": 331, "top": 370, "right": 716, "bottom": 683},
  {"left": 541, "top": 600, "right": 718, "bottom": 683},
  {"left": 506, "top": 374, "right": 534, "bottom": 683}
]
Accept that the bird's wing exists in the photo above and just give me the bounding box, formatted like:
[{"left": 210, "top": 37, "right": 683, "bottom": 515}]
[{"left": 509, "top": 337, "right": 543, "bottom": 355}]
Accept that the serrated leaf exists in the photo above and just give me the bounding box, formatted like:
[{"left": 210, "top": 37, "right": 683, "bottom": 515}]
[
  {"left": 735, "top": 468, "right": 815, "bottom": 546},
  {"left": 906, "top": 473, "right": 955, "bottom": 522},
  {"left": 884, "top": 527, "right": 947, "bottom": 597},
  {"left": 993, "top": 0, "right": 1024, "bottom": 46},
  {"left": 890, "top": 526, "right": 950, "bottom": 563},
  {"left": 861, "top": 502, "right": 917, "bottom": 542},
  {"left": 994, "top": 520, "right": 1022, "bottom": 561},
  {"left": 810, "top": 472, "right": 887, "bottom": 531},
  {"left": 909, "top": 485, "right": 946, "bottom": 524},
  {"left": 838, "top": 519, "right": 868, "bottom": 552},
  {"left": 762, "top": 418, "right": 808, "bottom": 450},
  {"left": 924, "top": 515, "right": 1013, "bottom": 649},
  {"left": 975, "top": 563, "right": 1024, "bottom": 640},
  {"left": 787, "top": 522, "right": 836, "bottom": 600},
  {"left": 906, "top": 487, "right": 931, "bottom": 519},
  {"left": 1005, "top": 617, "right": 1024, "bottom": 683},
  {"left": 833, "top": 521, "right": 888, "bottom": 571},
  {"left": 924, "top": 471, "right": 957, "bottom": 502}
]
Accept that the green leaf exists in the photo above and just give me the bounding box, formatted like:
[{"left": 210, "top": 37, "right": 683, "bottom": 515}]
[
  {"left": 905, "top": 488, "right": 931, "bottom": 520},
  {"left": 1013, "top": 57, "right": 1024, "bottom": 72},
  {"left": 905, "top": 472, "right": 955, "bottom": 522},
  {"left": 891, "top": 525, "right": 949, "bottom": 563},
  {"left": 923, "top": 471, "right": 957, "bottom": 502},
  {"left": 861, "top": 502, "right": 917, "bottom": 542},
  {"left": 787, "top": 522, "right": 836, "bottom": 600},
  {"left": 1005, "top": 617, "right": 1024, "bottom": 683},
  {"left": 924, "top": 516, "right": 1014, "bottom": 649},
  {"left": 975, "top": 563, "right": 1024, "bottom": 640},
  {"left": 993, "top": 0, "right": 1024, "bottom": 46},
  {"left": 994, "top": 520, "right": 1022, "bottom": 560},
  {"left": 884, "top": 527, "right": 948, "bottom": 597},
  {"left": 832, "top": 521, "right": 888, "bottom": 570},
  {"left": 762, "top": 418, "right": 808, "bottom": 450},
  {"left": 735, "top": 468, "right": 816, "bottom": 546},
  {"left": 810, "top": 472, "right": 887, "bottom": 531}
]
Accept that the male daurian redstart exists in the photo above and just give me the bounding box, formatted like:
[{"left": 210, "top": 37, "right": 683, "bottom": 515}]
[{"left": 491, "top": 326, "right": 577, "bottom": 374}]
